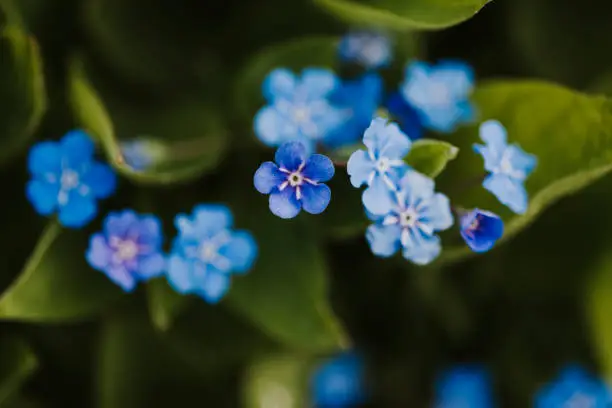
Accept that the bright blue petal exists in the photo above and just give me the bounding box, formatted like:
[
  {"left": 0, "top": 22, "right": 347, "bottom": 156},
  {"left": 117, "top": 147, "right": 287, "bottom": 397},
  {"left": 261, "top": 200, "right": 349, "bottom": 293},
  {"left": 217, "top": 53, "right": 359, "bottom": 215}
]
[
  {"left": 362, "top": 117, "right": 389, "bottom": 153},
  {"left": 167, "top": 255, "right": 193, "bottom": 294},
  {"left": 136, "top": 253, "right": 166, "bottom": 279},
  {"left": 104, "top": 265, "right": 138, "bottom": 292},
  {"left": 301, "top": 183, "right": 331, "bottom": 215},
  {"left": 254, "top": 161, "right": 284, "bottom": 194},
  {"left": 195, "top": 269, "right": 231, "bottom": 304},
  {"left": 506, "top": 144, "right": 537, "bottom": 180},
  {"left": 192, "top": 204, "right": 234, "bottom": 235},
  {"left": 103, "top": 210, "right": 138, "bottom": 237},
  {"left": 435, "top": 365, "right": 493, "bottom": 408},
  {"left": 254, "top": 106, "right": 292, "bottom": 146},
  {"left": 86, "top": 234, "right": 112, "bottom": 270},
  {"left": 347, "top": 149, "right": 375, "bottom": 188},
  {"left": 302, "top": 154, "right": 335, "bottom": 182},
  {"left": 219, "top": 230, "right": 258, "bottom": 274},
  {"left": 269, "top": 187, "right": 301, "bottom": 219},
  {"left": 378, "top": 121, "right": 411, "bottom": 159},
  {"left": 262, "top": 68, "right": 296, "bottom": 101},
  {"left": 402, "top": 232, "right": 441, "bottom": 265},
  {"left": 26, "top": 180, "right": 58, "bottom": 215},
  {"left": 432, "top": 60, "right": 475, "bottom": 98},
  {"left": 312, "top": 352, "right": 366, "bottom": 407},
  {"left": 60, "top": 130, "right": 95, "bottom": 167},
  {"left": 82, "top": 162, "right": 117, "bottom": 199},
  {"left": 483, "top": 174, "right": 529, "bottom": 214},
  {"left": 27, "top": 141, "right": 61, "bottom": 177},
  {"left": 366, "top": 223, "right": 401, "bottom": 257},
  {"left": 275, "top": 141, "right": 307, "bottom": 171},
  {"left": 460, "top": 209, "right": 504, "bottom": 253},
  {"left": 299, "top": 68, "right": 338, "bottom": 100},
  {"left": 58, "top": 193, "right": 97, "bottom": 228},
  {"left": 422, "top": 193, "right": 454, "bottom": 231},
  {"left": 362, "top": 175, "right": 395, "bottom": 216}
]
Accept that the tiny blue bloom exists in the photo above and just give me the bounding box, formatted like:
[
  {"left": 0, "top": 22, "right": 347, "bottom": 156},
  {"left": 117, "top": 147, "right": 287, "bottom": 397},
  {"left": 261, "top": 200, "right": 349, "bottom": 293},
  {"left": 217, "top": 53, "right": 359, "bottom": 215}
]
[
  {"left": 166, "top": 204, "right": 257, "bottom": 304},
  {"left": 26, "top": 130, "right": 117, "bottom": 228},
  {"left": 120, "top": 138, "right": 165, "bottom": 171},
  {"left": 535, "top": 365, "right": 611, "bottom": 408},
  {"left": 311, "top": 352, "right": 366, "bottom": 408},
  {"left": 473, "top": 120, "right": 537, "bottom": 214},
  {"left": 347, "top": 117, "right": 411, "bottom": 216},
  {"left": 86, "top": 210, "right": 165, "bottom": 291},
  {"left": 400, "top": 60, "right": 475, "bottom": 133},
  {"left": 254, "top": 141, "right": 335, "bottom": 219},
  {"left": 254, "top": 68, "right": 345, "bottom": 152},
  {"left": 459, "top": 208, "right": 504, "bottom": 253},
  {"left": 338, "top": 30, "right": 392, "bottom": 69},
  {"left": 434, "top": 365, "right": 494, "bottom": 408},
  {"left": 366, "top": 170, "right": 453, "bottom": 265},
  {"left": 384, "top": 91, "right": 424, "bottom": 140}
]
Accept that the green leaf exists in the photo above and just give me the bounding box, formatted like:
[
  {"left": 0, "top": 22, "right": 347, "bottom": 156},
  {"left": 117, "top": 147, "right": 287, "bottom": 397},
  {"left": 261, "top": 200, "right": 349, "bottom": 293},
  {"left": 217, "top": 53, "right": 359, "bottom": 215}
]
[
  {"left": 146, "top": 278, "right": 190, "bottom": 332},
  {"left": 313, "top": 0, "right": 490, "bottom": 31},
  {"left": 586, "top": 249, "right": 612, "bottom": 381},
  {"left": 405, "top": 139, "right": 459, "bottom": 178},
  {"left": 437, "top": 80, "right": 612, "bottom": 264},
  {"left": 0, "top": 336, "right": 37, "bottom": 404},
  {"left": 0, "top": 221, "right": 123, "bottom": 321}
]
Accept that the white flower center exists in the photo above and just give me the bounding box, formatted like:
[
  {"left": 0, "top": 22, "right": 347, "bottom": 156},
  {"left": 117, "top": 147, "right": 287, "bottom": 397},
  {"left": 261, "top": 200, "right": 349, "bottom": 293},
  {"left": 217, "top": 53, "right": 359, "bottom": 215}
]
[
  {"left": 61, "top": 169, "right": 80, "bottom": 190},
  {"left": 376, "top": 157, "right": 391, "bottom": 173},
  {"left": 292, "top": 106, "right": 311, "bottom": 123},
  {"left": 399, "top": 208, "right": 418, "bottom": 228},
  {"left": 200, "top": 241, "right": 219, "bottom": 262},
  {"left": 110, "top": 237, "right": 139, "bottom": 262},
  {"left": 288, "top": 171, "right": 304, "bottom": 187}
]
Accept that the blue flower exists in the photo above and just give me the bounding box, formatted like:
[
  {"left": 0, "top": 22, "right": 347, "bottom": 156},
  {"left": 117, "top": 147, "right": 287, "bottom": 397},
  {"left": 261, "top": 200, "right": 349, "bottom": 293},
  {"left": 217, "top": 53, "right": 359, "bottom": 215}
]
[
  {"left": 473, "top": 120, "right": 537, "bottom": 214},
  {"left": 86, "top": 210, "right": 165, "bottom": 291},
  {"left": 400, "top": 60, "right": 475, "bottom": 133},
  {"left": 120, "top": 138, "right": 165, "bottom": 171},
  {"left": 338, "top": 30, "right": 392, "bottom": 69},
  {"left": 254, "top": 68, "right": 346, "bottom": 152},
  {"left": 347, "top": 117, "right": 411, "bottom": 215},
  {"left": 535, "top": 365, "right": 611, "bottom": 408},
  {"left": 311, "top": 352, "right": 366, "bottom": 408},
  {"left": 459, "top": 208, "right": 504, "bottom": 253},
  {"left": 254, "top": 141, "right": 335, "bottom": 219},
  {"left": 434, "top": 365, "right": 494, "bottom": 408},
  {"left": 385, "top": 91, "right": 424, "bottom": 140},
  {"left": 366, "top": 171, "right": 453, "bottom": 265},
  {"left": 166, "top": 204, "right": 257, "bottom": 303},
  {"left": 26, "top": 130, "right": 117, "bottom": 228}
]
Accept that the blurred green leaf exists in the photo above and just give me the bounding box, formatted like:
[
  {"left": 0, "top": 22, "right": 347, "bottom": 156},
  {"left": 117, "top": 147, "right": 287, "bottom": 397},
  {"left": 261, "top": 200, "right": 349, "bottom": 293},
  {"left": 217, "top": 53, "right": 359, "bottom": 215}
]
[
  {"left": 0, "top": 336, "right": 37, "bottom": 404},
  {"left": 313, "top": 0, "right": 490, "bottom": 31},
  {"left": 405, "top": 139, "right": 458, "bottom": 178},
  {"left": 587, "top": 249, "right": 612, "bottom": 382},
  {"left": 0, "top": 221, "right": 123, "bottom": 321},
  {"left": 146, "top": 278, "right": 190, "bottom": 332}
]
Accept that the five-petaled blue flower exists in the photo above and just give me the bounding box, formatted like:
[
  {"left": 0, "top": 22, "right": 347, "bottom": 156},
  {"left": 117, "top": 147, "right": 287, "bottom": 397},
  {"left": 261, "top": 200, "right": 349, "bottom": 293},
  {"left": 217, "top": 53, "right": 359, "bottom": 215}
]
[
  {"left": 474, "top": 120, "right": 537, "bottom": 214},
  {"left": 254, "top": 68, "right": 345, "bottom": 152},
  {"left": 400, "top": 60, "right": 475, "bottom": 133},
  {"left": 385, "top": 91, "right": 424, "bottom": 140},
  {"left": 434, "top": 365, "right": 494, "bottom": 408},
  {"left": 460, "top": 208, "right": 504, "bottom": 253},
  {"left": 166, "top": 204, "right": 257, "bottom": 303},
  {"left": 535, "top": 365, "right": 611, "bottom": 408},
  {"left": 347, "top": 117, "right": 411, "bottom": 216},
  {"left": 26, "top": 130, "right": 117, "bottom": 228},
  {"left": 254, "top": 141, "right": 335, "bottom": 219},
  {"left": 311, "top": 352, "right": 366, "bottom": 408},
  {"left": 338, "top": 30, "right": 392, "bottom": 69},
  {"left": 86, "top": 210, "right": 165, "bottom": 291},
  {"left": 366, "top": 171, "right": 453, "bottom": 265}
]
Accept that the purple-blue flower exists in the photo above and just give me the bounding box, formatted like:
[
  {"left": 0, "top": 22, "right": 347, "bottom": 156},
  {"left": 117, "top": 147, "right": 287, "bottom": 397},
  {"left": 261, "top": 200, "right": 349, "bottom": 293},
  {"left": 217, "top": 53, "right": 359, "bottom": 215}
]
[
  {"left": 434, "top": 365, "right": 494, "bottom": 408},
  {"left": 254, "top": 141, "right": 335, "bottom": 219},
  {"left": 385, "top": 91, "right": 424, "bottom": 140},
  {"left": 535, "top": 365, "right": 611, "bottom": 408},
  {"left": 474, "top": 120, "right": 537, "bottom": 214},
  {"left": 311, "top": 352, "right": 366, "bottom": 408},
  {"left": 166, "top": 204, "right": 257, "bottom": 303},
  {"left": 26, "top": 130, "right": 117, "bottom": 228},
  {"left": 86, "top": 210, "right": 165, "bottom": 291},
  {"left": 338, "top": 30, "right": 392, "bottom": 69},
  {"left": 254, "top": 68, "right": 345, "bottom": 152},
  {"left": 459, "top": 208, "right": 504, "bottom": 253},
  {"left": 347, "top": 117, "right": 411, "bottom": 216},
  {"left": 366, "top": 170, "right": 453, "bottom": 265},
  {"left": 400, "top": 60, "right": 475, "bottom": 133}
]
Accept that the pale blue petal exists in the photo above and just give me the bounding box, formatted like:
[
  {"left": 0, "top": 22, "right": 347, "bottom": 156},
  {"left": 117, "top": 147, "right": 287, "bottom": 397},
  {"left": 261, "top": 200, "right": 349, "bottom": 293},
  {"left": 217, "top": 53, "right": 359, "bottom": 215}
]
[
  {"left": 474, "top": 120, "right": 508, "bottom": 171},
  {"left": 362, "top": 175, "right": 395, "bottom": 216},
  {"left": 432, "top": 60, "right": 474, "bottom": 98},
  {"left": 196, "top": 269, "right": 231, "bottom": 304},
  {"left": 263, "top": 68, "right": 296, "bottom": 101},
  {"left": 60, "top": 130, "right": 95, "bottom": 167},
  {"left": 192, "top": 204, "right": 234, "bottom": 235},
  {"left": 347, "top": 149, "right": 375, "bottom": 188},
  {"left": 136, "top": 253, "right": 166, "bottom": 279},
  {"left": 104, "top": 265, "right": 137, "bottom": 292},
  {"left": 167, "top": 255, "right": 193, "bottom": 293},
  {"left": 275, "top": 141, "right": 307, "bottom": 171},
  {"left": 398, "top": 170, "right": 435, "bottom": 200},
  {"left": 26, "top": 180, "right": 58, "bottom": 215},
  {"left": 483, "top": 174, "right": 528, "bottom": 214},
  {"left": 269, "top": 187, "right": 301, "bottom": 219},
  {"left": 82, "top": 162, "right": 117, "bottom": 199},
  {"left": 219, "top": 230, "right": 258, "bottom": 274},
  {"left": 86, "top": 234, "right": 112, "bottom": 270},
  {"left": 254, "top": 106, "right": 289, "bottom": 146},
  {"left": 58, "top": 193, "right": 97, "bottom": 228},
  {"left": 402, "top": 233, "right": 441, "bottom": 265},
  {"left": 27, "top": 141, "right": 61, "bottom": 176},
  {"left": 254, "top": 161, "right": 284, "bottom": 194},
  {"left": 506, "top": 145, "right": 537, "bottom": 180},
  {"left": 104, "top": 210, "right": 138, "bottom": 237},
  {"left": 299, "top": 68, "right": 339, "bottom": 100},
  {"left": 366, "top": 224, "right": 401, "bottom": 257},
  {"left": 362, "top": 117, "right": 389, "bottom": 153},
  {"left": 419, "top": 105, "right": 465, "bottom": 133},
  {"left": 378, "top": 121, "right": 412, "bottom": 159},
  {"left": 422, "top": 193, "right": 454, "bottom": 231},
  {"left": 301, "top": 183, "right": 331, "bottom": 215},
  {"left": 303, "top": 154, "right": 335, "bottom": 182},
  {"left": 401, "top": 61, "right": 433, "bottom": 106}
]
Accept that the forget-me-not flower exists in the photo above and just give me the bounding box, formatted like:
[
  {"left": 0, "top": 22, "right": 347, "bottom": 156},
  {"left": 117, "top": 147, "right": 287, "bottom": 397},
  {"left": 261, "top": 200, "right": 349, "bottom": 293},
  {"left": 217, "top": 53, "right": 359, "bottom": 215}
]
[
  {"left": 254, "top": 68, "right": 345, "bottom": 152},
  {"left": 86, "top": 210, "right": 165, "bottom": 291},
  {"left": 474, "top": 120, "right": 537, "bottom": 214},
  {"left": 366, "top": 170, "right": 453, "bottom": 265},
  {"left": 338, "top": 30, "right": 392, "bottom": 69},
  {"left": 385, "top": 91, "right": 424, "bottom": 140},
  {"left": 167, "top": 204, "right": 257, "bottom": 303},
  {"left": 459, "top": 208, "right": 504, "bottom": 253},
  {"left": 434, "top": 365, "right": 494, "bottom": 408},
  {"left": 347, "top": 117, "right": 411, "bottom": 216},
  {"left": 535, "top": 365, "right": 611, "bottom": 408},
  {"left": 311, "top": 352, "right": 366, "bottom": 408},
  {"left": 254, "top": 141, "right": 335, "bottom": 219},
  {"left": 400, "top": 60, "right": 475, "bottom": 133},
  {"left": 26, "top": 130, "right": 117, "bottom": 228}
]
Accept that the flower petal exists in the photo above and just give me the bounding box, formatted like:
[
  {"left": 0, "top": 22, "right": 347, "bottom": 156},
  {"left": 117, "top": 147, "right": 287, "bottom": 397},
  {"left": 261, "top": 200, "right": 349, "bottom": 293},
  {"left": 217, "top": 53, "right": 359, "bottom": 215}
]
[
  {"left": 263, "top": 68, "right": 296, "bottom": 101},
  {"left": 191, "top": 204, "right": 234, "bottom": 235},
  {"left": 402, "top": 232, "right": 441, "bottom": 265},
  {"left": 269, "top": 187, "right": 301, "bottom": 219},
  {"left": 254, "top": 161, "right": 284, "bottom": 194},
  {"left": 167, "top": 254, "right": 193, "bottom": 294},
  {"left": 274, "top": 141, "right": 307, "bottom": 171},
  {"left": 195, "top": 269, "right": 231, "bottom": 304},
  {"left": 219, "top": 230, "right": 258, "bottom": 274},
  {"left": 506, "top": 144, "right": 537, "bottom": 180},
  {"left": 254, "top": 106, "right": 292, "bottom": 146},
  {"left": 86, "top": 234, "right": 112, "bottom": 270},
  {"left": 398, "top": 170, "right": 435, "bottom": 201},
  {"left": 385, "top": 92, "right": 424, "bottom": 141},
  {"left": 300, "top": 68, "right": 338, "bottom": 100},
  {"left": 347, "top": 150, "right": 375, "bottom": 188},
  {"left": 483, "top": 174, "right": 529, "bottom": 214},
  {"left": 362, "top": 116, "right": 389, "bottom": 153},
  {"left": 82, "top": 162, "right": 117, "bottom": 199},
  {"left": 362, "top": 175, "right": 395, "bottom": 216},
  {"left": 377, "top": 121, "right": 412, "bottom": 159},
  {"left": 301, "top": 183, "right": 331, "bottom": 215},
  {"left": 26, "top": 180, "right": 59, "bottom": 215},
  {"left": 303, "top": 154, "right": 335, "bottom": 182},
  {"left": 134, "top": 215, "right": 163, "bottom": 248},
  {"left": 432, "top": 60, "right": 474, "bottom": 98},
  {"left": 474, "top": 120, "right": 508, "bottom": 171},
  {"left": 366, "top": 223, "right": 401, "bottom": 257},
  {"left": 422, "top": 193, "right": 454, "bottom": 231},
  {"left": 136, "top": 253, "right": 166, "bottom": 279},
  {"left": 27, "top": 141, "right": 61, "bottom": 176},
  {"left": 58, "top": 193, "right": 97, "bottom": 228},
  {"left": 104, "top": 265, "right": 137, "bottom": 292},
  {"left": 460, "top": 209, "right": 504, "bottom": 253},
  {"left": 104, "top": 210, "right": 139, "bottom": 237},
  {"left": 60, "top": 130, "right": 95, "bottom": 167}
]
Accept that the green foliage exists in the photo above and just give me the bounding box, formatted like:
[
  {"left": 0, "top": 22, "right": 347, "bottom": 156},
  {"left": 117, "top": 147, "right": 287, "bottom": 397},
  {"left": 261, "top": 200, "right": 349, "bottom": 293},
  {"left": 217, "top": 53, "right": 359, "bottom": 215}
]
[
  {"left": 405, "top": 139, "right": 458, "bottom": 178},
  {"left": 0, "top": 336, "right": 37, "bottom": 404}
]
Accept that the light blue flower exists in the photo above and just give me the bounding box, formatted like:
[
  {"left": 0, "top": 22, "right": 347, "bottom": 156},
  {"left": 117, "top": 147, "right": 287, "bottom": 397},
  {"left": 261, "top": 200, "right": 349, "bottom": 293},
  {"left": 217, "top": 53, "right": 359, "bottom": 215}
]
[
  {"left": 86, "top": 210, "right": 165, "bottom": 291},
  {"left": 347, "top": 117, "right": 411, "bottom": 215},
  {"left": 311, "top": 352, "right": 366, "bottom": 408},
  {"left": 459, "top": 208, "right": 504, "bottom": 253},
  {"left": 473, "top": 120, "right": 537, "bottom": 214},
  {"left": 26, "top": 130, "right": 117, "bottom": 228},
  {"left": 434, "top": 365, "right": 494, "bottom": 408},
  {"left": 385, "top": 91, "right": 424, "bottom": 140},
  {"left": 166, "top": 204, "right": 257, "bottom": 303},
  {"left": 338, "top": 30, "right": 392, "bottom": 69},
  {"left": 254, "top": 141, "right": 335, "bottom": 219},
  {"left": 366, "top": 170, "right": 453, "bottom": 265},
  {"left": 254, "top": 68, "right": 346, "bottom": 152},
  {"left": 535, "top": 365, "right": 611, "bottom": 408},
  {"left": 400, "top": 60, "right": 475, "bottom": 133}
]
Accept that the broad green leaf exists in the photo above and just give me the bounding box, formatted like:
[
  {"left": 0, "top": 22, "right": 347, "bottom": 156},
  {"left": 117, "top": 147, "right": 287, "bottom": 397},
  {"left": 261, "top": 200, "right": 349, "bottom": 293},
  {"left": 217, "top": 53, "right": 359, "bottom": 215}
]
[
  {"left": 586, "top": 250, "right": 612, "bottom": 382},
  {"left": 0, "top": 221, "right": 123, "bottom": 321},
  {"left": 313, "top": 0, "right": 490, "bottom": 31},
  {"left": 405, "top": 139, "right": 459, "bottom": 178},
  {"left": 0, "top": 336, "right": 37, "bottom": 404},
  {"left": 436, "top": 80, "right": 612, "bottom": 264}
]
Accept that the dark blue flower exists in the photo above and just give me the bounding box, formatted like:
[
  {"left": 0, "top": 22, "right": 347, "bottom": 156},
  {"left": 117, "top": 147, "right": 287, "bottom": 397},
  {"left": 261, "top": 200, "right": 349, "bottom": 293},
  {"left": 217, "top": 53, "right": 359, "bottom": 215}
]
[
  {"left": 459, "top": 208, "right": 504, "bottom": 253},
  {"left": 167, "top": 204, "right": 257, "bottom": 303},
  {"left": 254, "top": 141, "right": 335, "bottom": 219},
  {"left": 86, "top": 210, "right": 165, "bottom": 291},
  {"left": 535, "top": 365, "right": 611, "bottom": 408},
  {"left": 26, "top": 130, "right": 117, "bottom": 228},
  {"left": 338, "top": 30, "right": 392, "bottom": 69},
  {"left": 434, "top": 365, "right": 494, "bottom": 408},
  {"left": 384, "top": 91, "right": 424, "bottom": 140},
  {"left": 311, "top": 352, "right": 366, "bottom": 408}
]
